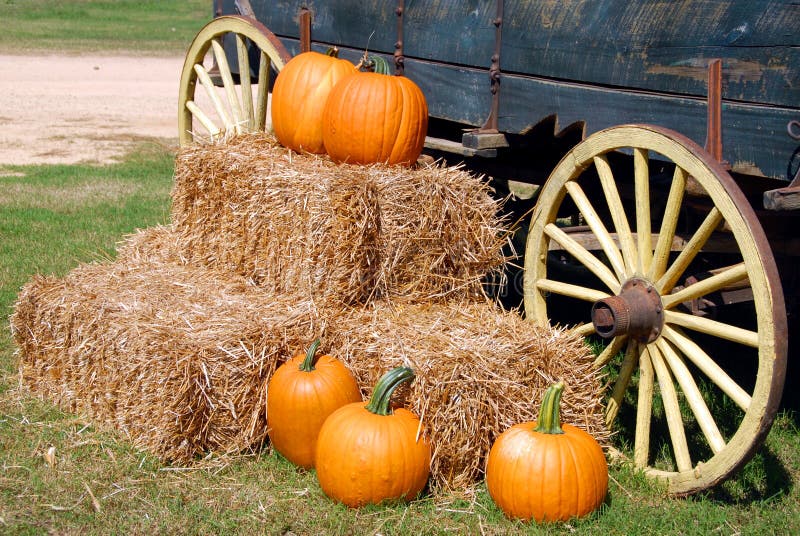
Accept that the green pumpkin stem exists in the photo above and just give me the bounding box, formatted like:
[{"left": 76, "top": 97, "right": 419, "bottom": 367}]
[
  {"left": 534, "top": 381, "right": 565, "bottom": 435},
  {"left": 357, "top": 52, "right": 391, "bottom": 74},
  {"left": 298, "top": 338, "right": 322, "bottom": 372},
  {"left": 365, "top": 366, "right": 415, "bottom": 416},
  {"left": 325, "top": 46, "right": 340, "bottom": 58}
]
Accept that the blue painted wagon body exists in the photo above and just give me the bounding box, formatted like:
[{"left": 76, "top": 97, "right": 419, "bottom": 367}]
[{"left": 221, "top": 0, "right": 798, "bottom": 183}]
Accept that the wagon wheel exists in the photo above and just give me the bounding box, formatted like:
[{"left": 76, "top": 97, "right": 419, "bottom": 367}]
[
  {"left": 178, "top": 15, "right": 292, "bottom": 146},
  {"left": 523, "top": 124, "right": 787, "bottom": 495}
]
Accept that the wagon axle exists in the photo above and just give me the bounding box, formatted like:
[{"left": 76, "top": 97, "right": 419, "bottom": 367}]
[{"left": 591, "top": 278, "right": 664, "bottom": 343}]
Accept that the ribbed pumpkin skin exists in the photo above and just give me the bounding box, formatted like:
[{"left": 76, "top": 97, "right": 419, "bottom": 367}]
[
  {"left": 270, "top": 51, "right": 355, "bottom": 154},
  {"left": 485, "top": 422, "right": 608, "bottom": 522},
  {"left": 266, "top": 353, "right": 361, "bottom": 468},
  {"left": 322, "top": 72, "right": 428, "bottom": 166},
  {"left": 315, "top": 403, "right": 431, "bottom": 507}
]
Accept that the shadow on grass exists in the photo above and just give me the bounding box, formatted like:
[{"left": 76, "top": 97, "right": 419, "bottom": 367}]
[{"left": 701, "top": 428, "right": 796, "bottom": 505}]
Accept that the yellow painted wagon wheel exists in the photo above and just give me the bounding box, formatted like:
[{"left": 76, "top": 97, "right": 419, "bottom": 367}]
[
  {"left": 523, "top": 124, "right": 787, "bottom": 495},
  {"left": 178, "top": 15, "right": 292, "bottom": 146}
]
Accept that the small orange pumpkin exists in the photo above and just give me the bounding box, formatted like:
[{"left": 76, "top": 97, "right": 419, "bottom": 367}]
[
  {"left": 266, "top": 339, "right": 361, "bottom": 468},
  {"left": 322, "top": 54, "right": 428, "bottom": 166},
  {"left": 270, "top": 50, "right": 356, "bottom": 154},
  {"left": 315, "top": 366, "right": 431, "bottom": 507},
  {"left": 486, "top": 381, "right": 608, "bottom": 522}
]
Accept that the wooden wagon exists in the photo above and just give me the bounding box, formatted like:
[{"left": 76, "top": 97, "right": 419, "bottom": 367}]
[{"left": 176, "top": 0, "right": 800, "bottom": 496}]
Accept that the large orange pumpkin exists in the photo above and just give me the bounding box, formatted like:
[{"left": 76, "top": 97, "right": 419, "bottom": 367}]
[
  {"left": 322, "top": 54, "right": 428, "bottom": 166},
  {"left": 315, "top": 366, "right": 431, "bottom": 507},
  {"left": 270, "top": 50, "right": 356, "bottom": 154},
  {"left": 485, "top": 382, "right": 608, "bottom": 522},
  {"left": 266, "top": 339, "right": 361, "bottom": 468}
]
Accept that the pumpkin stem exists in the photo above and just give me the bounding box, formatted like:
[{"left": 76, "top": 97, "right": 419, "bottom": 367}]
[
  {"left": 298, "top": 338, "right": 322, "bottom": 372},
  {"left": 356, "top": 49, "right": 390, "bottom": 74},
  {"left": 325, "top": 46, "right": 340, "bottom": 58},
  {"left": 533, "top": 381, "right": 565, "bottom": 435},
  {"left": 364, "top": 366, "right": 415, "bottom": 416}
]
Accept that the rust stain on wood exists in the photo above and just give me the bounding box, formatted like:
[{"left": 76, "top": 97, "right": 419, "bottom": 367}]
[
  {"left": 731, "top": 160, "right": 765, "bottom": 178},
  {"left": 646, "top": 58, "right": 780, "bottom": 84}
]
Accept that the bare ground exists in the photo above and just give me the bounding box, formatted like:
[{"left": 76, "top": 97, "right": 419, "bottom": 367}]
[{"left": 0, "top": 54, "right": 184, "bottom": 166}]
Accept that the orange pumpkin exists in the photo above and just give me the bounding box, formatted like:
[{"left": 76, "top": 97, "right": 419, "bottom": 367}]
[
  {"left": 485, "top": 382, "right": 608, "bottom": 522},
  {"left": 322, "top": 54, "right": 428, "bottom": 166},
  {"left": 266, "top": 339, "right": 361, "bottom": 468},
  {"left": 270, "top": 50, "right": 356, "bottom": 154},
  {"left": 315, "top": 366, "right": 431, "bottom": 507}
]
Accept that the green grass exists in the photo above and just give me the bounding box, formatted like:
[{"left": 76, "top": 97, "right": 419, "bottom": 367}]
[
  {"left": 1, "top": 2, "right": 799, "bottom": 533},
  {"left": 0, "top": 0, "right": 209, "bottom": 54},
  {"left": 1, "top": 145, "right": 799, "bottom": 536}
]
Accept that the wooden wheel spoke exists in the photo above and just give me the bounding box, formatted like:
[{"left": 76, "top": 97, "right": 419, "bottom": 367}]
[
  {"left": 235, "top": 34, "right": 255, "bottom": 129},
  {"left": 606, "top": 339, "right": 639, "bottom": 426},
  {"left": 657, "top": 339, "right": 726, "bottom": 454},
  {"left": 634, "top": 343, "right": 654, "bottom": 467},
  {"left": 255, "top": 51, "right": 271, "bottom": 131},
  {"left": 661, "top": 325, "right": 751, "bottom": 410},
  {"left": 593, "top": 334, "right": 627, "bottom": 368},
  {"left": 185, "top": 100, "right": 221, "bottom": 138},
  {"left": 664, "top": 309, "right": 758, "bottom": 348},
  {"left": 648, "top": 344, "right": 692, "bottom": 472},
  {"left": 662, "top": 263, "right": 748, "bottom": 309},
  {"left": 648, "top": 167, "right": 687, "bottom": 280},
  {"left": 178, "top": 16, "right": 291, "bottom": 145},
  {"left": 210, "top": 38, "right": 245, "bottom": 132},
  {"left": 565, "top": 181, "right": 627, "bottom": 280},
  {"left": 594, "top": 155, "right": 638, "bottom": 274},
  {"left": 572, "top": 322, "right": 597, "bottom": 337},
  {"left": 535, "top": 278, "right": 610, "bottom": 303},
  {"left": 193, "top": 63, "right": 234, "bottom": 131},
  {"left": 657, "top": 207, "right": 723, "bottom": 293},
  {"left": 634, "top": 148, "right": 653, "bottom": 274},
  {"left": 545, "top": 223, "right": 621, "bottom": 292}
]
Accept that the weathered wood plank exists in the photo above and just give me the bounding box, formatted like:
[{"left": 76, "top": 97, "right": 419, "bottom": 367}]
[
  {"left": 243, "top": 0, "right": 799, "bottom": 107},
  {"left": 226, "top": 0, "right": 799, "bottom": 180},
  {"left": 270, "top": 37, "right": 797, "bottom": 181},
  {"left": 763, "top": 185, "right": 800, "bottom": 211}
]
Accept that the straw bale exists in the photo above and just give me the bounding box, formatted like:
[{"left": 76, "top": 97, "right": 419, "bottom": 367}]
[
  {"left": 171, "top": 133, "right": 508, "bottom": 304},
  {"left": 323, "top": 299, "right": 608, "bottom": 492},
  {"left": 115, "top": 224, "right": 186, "bottom": 265},
  {"left": 10, "top": 259, "right": 321, "bottom": 463}
]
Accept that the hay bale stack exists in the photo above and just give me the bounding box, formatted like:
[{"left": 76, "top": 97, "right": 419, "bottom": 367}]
[
  {"left": 325, "top": 299, "right": 607, "bottom": 491},
  {"left": 10, "top": 259, "right": 321, "bottom": 462},
  {"left": 11, "top": 134, "right": 609, "bottom": 492},
  {"left": 172, "top": 134, "right": 508, "bottom": 304}
]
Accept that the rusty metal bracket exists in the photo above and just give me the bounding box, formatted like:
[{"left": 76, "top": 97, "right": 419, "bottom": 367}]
[
  {"left": 789, "top": 120, "right": 800, "bottom": 141},
  {"left": 299, "top": 7, "right": 312, "bottom": 53},
  {"left": 394, "top": 1, "right": 405, "bottom": 75},
  {"left": 482, "top": 0, "right": 503, "bottom": 133},
  {"left": 688, "top": 59, "right": 730, "bottom": 196},
  {"left": 463, "top": 0, "right": 508, "bottom": 151},
  {"left": 704, "top": 59, "right": 729, "bottom": 169}
]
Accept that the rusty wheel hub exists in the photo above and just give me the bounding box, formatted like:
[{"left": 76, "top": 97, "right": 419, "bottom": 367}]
[{"left": 591, "top": 278, "right": 664, "bottom": 343}]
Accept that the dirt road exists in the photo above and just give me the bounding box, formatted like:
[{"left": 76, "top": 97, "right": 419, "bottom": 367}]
[{"left": 0, "top": 54, "right": 184, "bottom": 166}]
